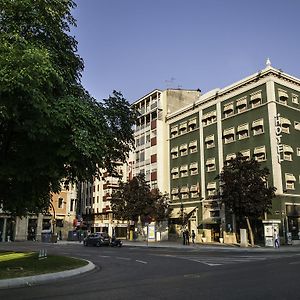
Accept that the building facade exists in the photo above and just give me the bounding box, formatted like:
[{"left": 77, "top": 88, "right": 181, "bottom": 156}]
[{"left": 167, "top": 62, "right": 300, "bottom": 243}]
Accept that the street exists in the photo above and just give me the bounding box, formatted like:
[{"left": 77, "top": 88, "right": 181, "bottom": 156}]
[{"left": 0, "top": 242, "right": 299, "bottom": 299}]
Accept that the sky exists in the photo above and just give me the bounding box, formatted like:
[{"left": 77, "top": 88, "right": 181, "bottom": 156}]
[{"left": 71, "top": 0, "right": 300, "bottom": 103}]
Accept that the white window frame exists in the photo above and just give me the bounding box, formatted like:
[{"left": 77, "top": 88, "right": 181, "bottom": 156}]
[
  {"left": 278, "top": 89, "right": 288, "bottom": 105},
  {"left": 292, "top": 94, "right": 299, "bottom": 104},
  {"left": 237, "top": 123, "right": 249, "bottom": 140}
]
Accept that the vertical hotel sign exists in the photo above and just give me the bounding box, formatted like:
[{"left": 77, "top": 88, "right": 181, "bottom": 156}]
[{"left": 274, "top": 113, "right": 283, "bottom": 163}]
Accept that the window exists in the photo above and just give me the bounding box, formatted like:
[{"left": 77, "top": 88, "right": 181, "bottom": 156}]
[
  {"left": 171, "top": 167, "right": 179, "bottom": 179},
  {"left": 295, "top": 121, "right": 300, "bottom": 131},
  {"left": 250, "top": 91, "right": 262, "bottom": 108},
  {"left": 252, "top": 118, "right": 264, "bottom": 135},
  {"left": 240, "top": 149, "right": 251, "bottom": 161},
  {"left": 205, "top": 135, "right": 215, "bottom": 149},
  {"left": 225, "top": 153, "right": 236, "bottom": 165},
  {"left": 189, "top": 162, "right": 198, "bottom": 175},
  {"left": 285, "top": 173, "right": 296, "bottom": 190},
  {"left": 297, "top": 148, "right": 300, "bottom": 156},
  {"left": 189, "top": 140, "right": 198, "bottom": 153},
  {"left": 170, "top": 125, "right": 178, "bottom": 138},
  {"left": 180, "top": 165, "right": 188, "bottom": 177},
  {"left": 210, "top": 210, "right": 220, "bottom": 218},
  {"left": 190, "top": 185, "right": 199, "bottom": 198},
  {"left": 171, "top": 188, "right": 179, "bottom": 200},
  {"left": 280, "top": 117, "right": 291, "bottom": 134},
  {"left": 70, "top": 199, "right": 75, "bottom": 211},
  {"left": 180, "top": 186, "right": 189, "bottom": 199},
  {"left": 188, "top": 118, "right": 197, "bottom": 131},
  {"left": 278, "top": 89, "right": 288, "bottom": 104},
  {"left": 253, "top": 146, "right": 266, "bottom": 162},
  {"left": 207, "top": 182, "right": 217, "bottom": 196},
  {"left": 283, "top": 145, "right": 293, "bottom": 161},
  {"left": 171, "top": 146, "right": 179, "bottom": 159},
  {"left": 179, "top": 122, "right": 187, "bottom": 134},
  {"left": 206, "top": 158, "right": 216, "bottom": 172},
  {"left": 223, "top": 102, "right": 234, "bottom": 117},
  {"left": 292, "top": 94, "right": 299, "bottom": 104},
  {"left": 237, "top": 123, "right": 249, "bottom": 140},
  {"left": 179, "top": 144, "right": 188, "bottom": 156},
  {"left": 236, "top": 97, "right": 247, "bottom": 113},
  {"left": 58, "top": 197, "right": 64, "bottom": 209},
  {"left": 202, "top": 111, "right": 216, "bottom": 126},
  {"left": 223, "top": 127, "right": 235, "bottom": 144}
]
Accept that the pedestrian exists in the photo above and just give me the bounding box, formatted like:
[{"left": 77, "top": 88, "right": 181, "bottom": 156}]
[
  {"left": 182, "top": 230, "right": 186, "bottom": 245},
  {"left": 191, "top": 230, "right": 196, "bottom": 244},
  {"left": 185, "top": 229, "right": 190, "bottom": 245},
  {"left": 274, "top": 229, "right": 280, "bottom": 248}
]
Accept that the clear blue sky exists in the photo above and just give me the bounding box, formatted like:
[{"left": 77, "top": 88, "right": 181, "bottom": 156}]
[{"left": 72, "top": 0, "right": 300, "bottom": 103}]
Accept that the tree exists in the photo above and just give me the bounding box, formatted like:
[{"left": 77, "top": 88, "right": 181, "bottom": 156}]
[
  {"left": 0, "top": 0, "right": 136, "bottom": 216},
  {"left": 111, "top": 173, "right": 171, "bottom": 226},
  {"left": 217, "top": 153, "right": 276, "bottom": 246}
]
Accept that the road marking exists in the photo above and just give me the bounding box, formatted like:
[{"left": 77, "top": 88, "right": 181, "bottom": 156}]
[
  {"left": 289, "top": 261, "right": 300, "bottom": 265},
  {"left": 116, "top": 257, "right": 130, "bottom": 260},
  {"left": 136, "top": 260, "right": 148, "bottom": 264},
  {"left": 98, "top": 255, "right": 110, "bottom": 258}
]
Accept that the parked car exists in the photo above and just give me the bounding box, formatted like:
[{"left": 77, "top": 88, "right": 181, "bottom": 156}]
[{"left": 83, "top": 232, "right": 110, "bottom": 247}]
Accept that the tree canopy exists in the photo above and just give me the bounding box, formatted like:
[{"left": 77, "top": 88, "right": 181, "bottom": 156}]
[
  {"left": 111, "top": 173, "right": 171, "bottom": 225},
  {"left": 218, "top": 153, "right": 276, "bottom": 230},
  {"left": 0, "top": 0, "right": 136, "bottom": 216}
]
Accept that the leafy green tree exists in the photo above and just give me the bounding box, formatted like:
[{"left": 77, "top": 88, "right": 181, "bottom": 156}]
[
  {"left": 0, "top": 0, "right": 136, "bottom": 216},
  {"left": 217, "top": 153, "right": 276, "bottom": 246},
  {"left": 111, "top": 173, "right": 171, "bottom": 226}
]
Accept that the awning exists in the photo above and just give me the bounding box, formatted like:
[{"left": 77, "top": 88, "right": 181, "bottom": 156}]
[
  {"left": 171, "top": 167, "right": 179, "bottom": 174},
  {"left": 171, "top": 188, "right": 179, "bottom": 194},
  {"left": 189, "top": 140, "right": 197, "bottom": 148},
  {"left": 190, "top": 185, "right": 199, "bottom": 192},
  {"left": 179, "top": 144, "right": 188, "bottom": 151},
  {"left": 254, "top": 146, "right": 266, "bottom": 155},
  {"left": 206, "top": 158, "right": 215, "bottom": 166},
  {"left": 223, "top": 103, "right": 234, "bottom": 112},
  {"left": 283, "top": 145, "right": 293, "bottom": 153},
  {"left": 278, "top": 90, "right": 288, "bottom": 99},
  {"left": 285, "top": 174, "right": 296, "bottom": 182},
  {"left": 207, "top": 182, "right": 216, "bottom": 190},
  {"left": 250, "top": 91, "right": 262, "bottom": 102},
  {"left": 236, "top": 97, "right": 247, "bottom": 107},
  {"left": 225, "top": 153, "right": 236, "bottom": 161},
  {"left": 180, "top": 165, "right": 188, "bottom": 171},
  {"left": 170, "top": 126, "right": 178, "bottom": 133},
  {"left": 189, "top": 162, "right": 198, "bottom": 170},
  {"left": 241, "top": 150, "right": 250, "bottom": 158},
  {"left": 170, "top": 207, "right": 196, "bottom": 219},
  {"left": 223, "top": 127, "right": 235, "bottom": 136},
  {"left": 171, "top": 146, "right": 178, "bottom": 154},
  {"left": 205, "top": 135, "right": 214, "bottom": 143},
  {"left": 237, "top": 123, "right": 249, "bottom": 133},
  {"left": 198, "top": 218, "right": 221, "bottom": 226},
  {"left": 252, "top": 119, "right": 264, "bottom": 128},
  {"left": 188, "top": 119, "right": 197, "bottom": 126},
  {"left": 180, "top": 186, "right": 189, "bottom": 193},
  {"left": 280, "top": 117, "right": 291, "bottom": 126},
  {"left": 179, "top": 122, "right": 187, "bottom": 130}
]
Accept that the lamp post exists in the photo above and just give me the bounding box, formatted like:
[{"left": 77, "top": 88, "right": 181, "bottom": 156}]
[{"left": 49, "top": 201, "right": 56, "bottom": 240}]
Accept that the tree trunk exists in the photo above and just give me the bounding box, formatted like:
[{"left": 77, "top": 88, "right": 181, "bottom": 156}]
[{"left": 245, "top": 217, "right": 254, "bottom": 247}]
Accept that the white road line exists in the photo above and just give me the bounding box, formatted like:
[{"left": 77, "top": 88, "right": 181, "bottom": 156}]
[
  {"left": 289, "top": 261, "right": 300, "bottom": 265},
  {"left": 98, "top": 255, "right": 110, "bottom": 258},
  {"left": 116, "top": 257, "right": 131, "bottom": 261},
  {"left": 136, "top": 260, "right": 148, "bottom": 264}
]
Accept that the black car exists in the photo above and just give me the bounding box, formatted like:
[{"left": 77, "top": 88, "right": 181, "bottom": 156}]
[{"left": 83, "top": 232, "right": 110, "bottom": 247}]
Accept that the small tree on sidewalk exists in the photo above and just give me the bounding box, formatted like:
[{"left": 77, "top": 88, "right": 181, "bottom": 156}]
[
  {"left": 217, "top": 153, "right": 276, "bottom": 246},
  {"left": 111, "top": 173, "right": 171, "bottom": 230}
]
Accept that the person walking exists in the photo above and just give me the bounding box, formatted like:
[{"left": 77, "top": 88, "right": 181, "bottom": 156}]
[
  {"left": 182, "top": 230, "right": 186, "bottom": 245},
  {"left": 274, "top": 229, "right": 280, "bottom": 248},
  {"left": 191, "top": 230, "right": 196, "bottom": 244},
  {"left": 185, "top": 229, "right": 190, "bottom": 245}
]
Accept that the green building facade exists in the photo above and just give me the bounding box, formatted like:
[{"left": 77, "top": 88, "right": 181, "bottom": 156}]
[{"left": 167, "top": 63, "right": 300, "bottom": 244}]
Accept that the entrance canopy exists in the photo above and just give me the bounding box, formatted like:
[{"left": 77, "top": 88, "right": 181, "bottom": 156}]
[{"left": 170, "top": 207, "right": 196, "bottom": 219}]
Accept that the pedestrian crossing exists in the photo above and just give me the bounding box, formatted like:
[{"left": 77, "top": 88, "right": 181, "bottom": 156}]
[{"left": 156, "top": 254, "right": 269, "bottom": 266}]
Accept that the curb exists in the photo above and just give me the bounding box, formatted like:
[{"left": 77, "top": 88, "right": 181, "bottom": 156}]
[{"left": 0, "top": 259, "right": 95, "bottom": 290}]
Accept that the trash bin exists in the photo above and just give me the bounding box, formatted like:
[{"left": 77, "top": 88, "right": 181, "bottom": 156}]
[
  {"left": 51, "top": 234, "right": 58, "bottom": 243},
  {"left": 41, "top": 229, "right": 52, "bottom": 243}
]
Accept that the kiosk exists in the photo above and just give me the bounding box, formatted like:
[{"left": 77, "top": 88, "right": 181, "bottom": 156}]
[{"left": 262, "top": 220, "right": 281, "bottom": 247}]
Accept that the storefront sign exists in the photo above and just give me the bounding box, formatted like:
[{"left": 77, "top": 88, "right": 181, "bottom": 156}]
[{"left": 274, "top": 113, "right": 283, "bottom": 163}]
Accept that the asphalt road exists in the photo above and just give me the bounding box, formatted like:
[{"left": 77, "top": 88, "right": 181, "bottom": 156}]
[{"left": 0, "top": 242, "right": 300, "bottom": 300}]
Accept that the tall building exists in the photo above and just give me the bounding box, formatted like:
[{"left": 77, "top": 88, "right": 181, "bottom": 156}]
[
  {"left": 131, "top": 89, "right": 201, "bottom": 195},
  {"left": 167, "top": 61, "right": 300, "bottom": 243}
]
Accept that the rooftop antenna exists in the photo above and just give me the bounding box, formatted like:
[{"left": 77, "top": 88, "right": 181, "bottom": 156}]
[
  {"left": 164, "top": 77, "right": 175, "bottom": 88},
  {"left": 266, "top": 58, "right": 271, "bottom": 67}
]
